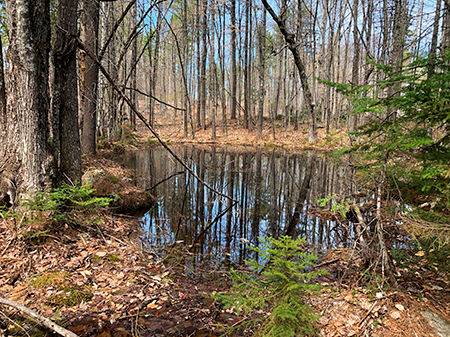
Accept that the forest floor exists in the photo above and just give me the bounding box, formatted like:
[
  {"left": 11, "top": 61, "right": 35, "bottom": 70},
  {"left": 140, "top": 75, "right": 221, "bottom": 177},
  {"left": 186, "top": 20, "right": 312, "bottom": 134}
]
[
  {"left": 0, "top": 119, "right": 449, "bottom": 337},
  {"left": 136, "top": 118, "right": 348, "bottom": 153}
]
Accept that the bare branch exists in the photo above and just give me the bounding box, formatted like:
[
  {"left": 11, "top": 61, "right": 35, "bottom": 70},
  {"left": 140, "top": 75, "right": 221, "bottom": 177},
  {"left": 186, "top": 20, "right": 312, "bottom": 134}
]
[{"left": 0, "top": 297, "right": 78, "bottom": 337}]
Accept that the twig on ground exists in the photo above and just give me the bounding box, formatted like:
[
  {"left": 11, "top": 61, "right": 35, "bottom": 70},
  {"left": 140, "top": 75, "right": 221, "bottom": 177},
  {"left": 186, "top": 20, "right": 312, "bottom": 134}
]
[
  {"left": 358, "top": 300, "right": 377, "bottom": 329},
  {"left": 315, "top": 258, "right": 340, "bottom": 268},
  {"left": 369, "top": 292, "right": 397, "bottom": 302},
  {"left": 0, "top": 309, "right": 31, "bottom": 337},
  {"left": 0, "top": 297, "right": 78, "bottom": 337}
]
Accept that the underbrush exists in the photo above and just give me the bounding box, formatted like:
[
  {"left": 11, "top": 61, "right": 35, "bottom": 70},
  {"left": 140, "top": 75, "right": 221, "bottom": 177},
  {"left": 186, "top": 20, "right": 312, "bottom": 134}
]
[
  {"left": 214, "top": 236, "right": 327, "bottom": 337},
  {"left": 0, "top": 183, "right": 111, "bottom": 243}
]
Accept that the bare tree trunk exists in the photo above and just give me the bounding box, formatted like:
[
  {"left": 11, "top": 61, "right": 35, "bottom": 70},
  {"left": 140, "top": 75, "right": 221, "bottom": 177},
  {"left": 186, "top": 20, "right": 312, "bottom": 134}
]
[
  {"left": 428, "top": 0, "right": 442, "bottom": 79},
  {"left": 4, "top": 0, "right": 55, "bottom": 194},
  {"left": 257, "top": 7, "right": 266, "bottom": 139},
  {"left": 0, "top": 38, "right": 6, "bottom": 144},
  {"left": 210, "top": 3, "right": 217, "bottom": 140},
  {"left": 272, "top": 46, "right": 283, "bottom": 127},
  {"left": 182, "top": 0, "right": 191, "bottom": 137},
  {"left": 80, "top": 0, "right": 100, "bottom": 154},
  {"left": 218, "top": 5, "right": 228, "bottom": 136},
  {"left": 52, "top": 0, "right": 82, "bottom": 184},
  {"left": 348, "top": 0, "right": 359, "bottom": 134},
  {"left": 150, "top": 8, "right": 162, "bottom": 129},
  {"left": 230, "top": 0, "right": 237, "bottom": 120},
  {"left": 172, "top": 42, "right": 178, "bottom": 123},
  {"left": 129, "top": 0, "right": 137, "bottom": 127},
  {"left": 380, "top": 0, "right": 389, "bottom": 64},
  {"left": 388, "top": 0, "right": 408, "bottom": 122},
  {"left": 199, "top": 0, "right": 208, "bottom": 130},
  {"left": 103, "top": 1, "right": 118, "bottom": 140},
  {"left": 441, "top": 0, "right": 450, "bottom": 52},
  {"left": 243, "top": 0, "right": 252, "bottom": 130}
]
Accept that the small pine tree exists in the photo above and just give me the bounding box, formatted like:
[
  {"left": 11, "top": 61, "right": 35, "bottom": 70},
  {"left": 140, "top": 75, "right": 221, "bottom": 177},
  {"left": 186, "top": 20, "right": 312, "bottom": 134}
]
[{"left": 214, "top": 236, "right": 327, "bottom": 336}]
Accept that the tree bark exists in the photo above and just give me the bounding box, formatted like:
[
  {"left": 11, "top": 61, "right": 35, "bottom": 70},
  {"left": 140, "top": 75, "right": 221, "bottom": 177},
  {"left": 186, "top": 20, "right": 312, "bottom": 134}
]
[
  {"left": 52, "top": 0, "right": 82, "bottom": 184},
  {"left": 199, "top": 0, "right": 208, "bottom": 130},
  {"left": 349, "top": 0, "right": 359, "bottom": 134},
  {"left": 229, "top": 0, "right": 237, "bottom": 120},
  {"left": 243, "top": 0, "right": 251, "bottom": 130},
  {"left": 428, "top": 0, "right": 441, "bottom": 79},
  {"left": 441, "top": 0, "right": 450, "bottom": 52},
  {"left": 4, "top": 0, "right": 55, "bottom": 194},
  {"left": 129, "top": 0, "right": 137, "bottom": 127},
  {"left": 257, "top": 7, "right": 266, "bottom": 139},
  {"left": 0, "top": 37, "right": 6, "bottom": 144},
  {"left": 210, "top": 4, "right": 217, "bottom": 140},
  {"left": 80, "top": 0, "right": 100, "bottom": 154}
]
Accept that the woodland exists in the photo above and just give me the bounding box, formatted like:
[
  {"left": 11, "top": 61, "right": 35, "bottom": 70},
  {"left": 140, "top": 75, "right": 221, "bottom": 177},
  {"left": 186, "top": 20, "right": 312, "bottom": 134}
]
[{"left": 0, "top": 0, "right": 450, "bottom": 335}]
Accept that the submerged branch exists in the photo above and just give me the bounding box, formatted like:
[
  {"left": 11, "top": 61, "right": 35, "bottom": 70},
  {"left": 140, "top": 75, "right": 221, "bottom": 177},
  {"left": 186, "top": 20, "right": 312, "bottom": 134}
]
[{"left": 189, "top": 201, "right": 238, "bottom": 252}]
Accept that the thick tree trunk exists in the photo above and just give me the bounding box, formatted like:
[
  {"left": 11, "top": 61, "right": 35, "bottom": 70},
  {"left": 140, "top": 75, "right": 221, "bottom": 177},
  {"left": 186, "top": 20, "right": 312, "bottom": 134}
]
[
  {"left": 4, "top": 0, "right": 55, "bottom": 194},
  {"left": 80, "top": 0, "right": 100, "bottom": 154},
  {"left": 52, "top": 0, "right": 82, "bottom": 184}
]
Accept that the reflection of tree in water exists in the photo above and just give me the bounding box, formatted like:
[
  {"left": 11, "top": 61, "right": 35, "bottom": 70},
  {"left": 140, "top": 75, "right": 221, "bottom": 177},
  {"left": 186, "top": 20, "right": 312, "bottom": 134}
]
[{"left": 120, "top": 145, "right": 358, "bottom": 266}]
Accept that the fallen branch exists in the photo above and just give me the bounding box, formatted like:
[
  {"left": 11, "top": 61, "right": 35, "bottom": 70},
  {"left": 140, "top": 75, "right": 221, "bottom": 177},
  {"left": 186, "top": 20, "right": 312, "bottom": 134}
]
[
  {"left": 0, "top": 297, "right": 78, "bottom": 337},
  {"left": 357, "top": 300, "right": 377, "bottom": 329},
  {"left": 315, "top": 258, "right": 340, "bottom": 268}
]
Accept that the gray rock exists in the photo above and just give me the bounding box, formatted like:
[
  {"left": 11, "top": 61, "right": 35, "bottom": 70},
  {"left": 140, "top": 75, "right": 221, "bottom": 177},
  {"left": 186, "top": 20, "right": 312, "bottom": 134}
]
[
  {"left": 82, "top": 169, "right": 107, "bottom": 186},
  {"left": 421, "top": 311, "right": 450, "bottom": 337}
]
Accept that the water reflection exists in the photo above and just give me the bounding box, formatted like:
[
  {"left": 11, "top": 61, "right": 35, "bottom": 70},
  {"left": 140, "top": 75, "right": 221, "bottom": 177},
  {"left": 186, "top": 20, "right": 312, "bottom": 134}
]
[{"left": 120, "top": 145, "right": 357, "bottom": 266}]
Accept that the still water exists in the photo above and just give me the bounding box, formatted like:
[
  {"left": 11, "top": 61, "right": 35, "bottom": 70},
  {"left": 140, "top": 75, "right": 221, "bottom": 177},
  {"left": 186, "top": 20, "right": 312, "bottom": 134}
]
[{"left": 120, "top": 145, "right": 358, "bottom": 267}]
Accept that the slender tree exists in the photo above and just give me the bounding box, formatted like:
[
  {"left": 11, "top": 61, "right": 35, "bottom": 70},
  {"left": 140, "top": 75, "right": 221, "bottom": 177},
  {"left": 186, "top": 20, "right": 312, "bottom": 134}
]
[
  {"left": 262, "top": 0, "right": 318, "bottom": 143},
  {"left": 0, "top": 38, "right": 6, "bottom": 144},
  {"left": 229, "top": 0, "right": 237, "bottom": 120},
  {"left": 257, "top": 7, "right": 266, "bottom": 139},
  {"left": 80, "top": 0, "right": 100, "bottom": 154}
]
